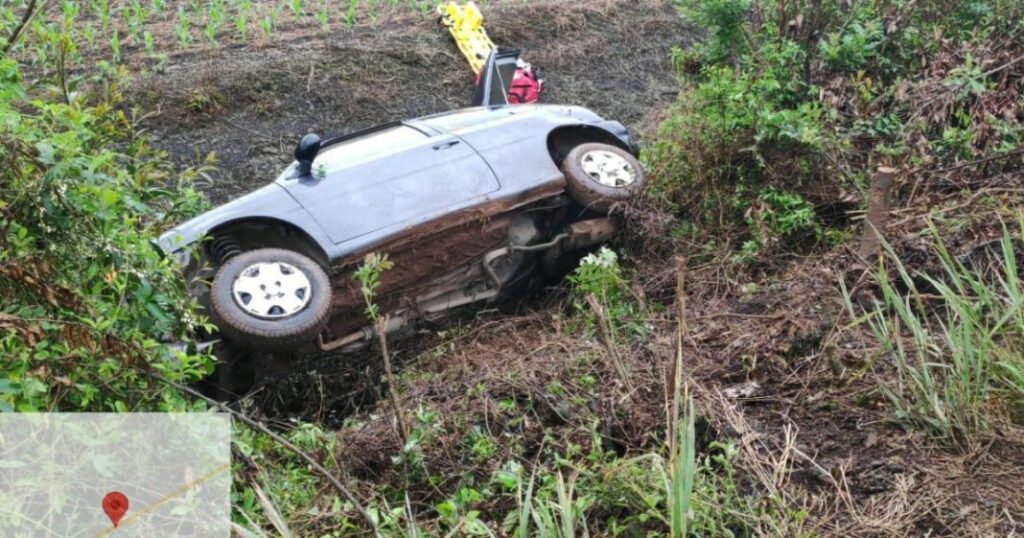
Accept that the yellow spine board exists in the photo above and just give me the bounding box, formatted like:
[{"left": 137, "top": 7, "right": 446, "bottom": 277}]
[{"left": 437, "top": 1, "right": 495, "bottom": 76}]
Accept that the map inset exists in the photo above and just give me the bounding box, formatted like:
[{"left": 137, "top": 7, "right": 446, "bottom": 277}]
[{"left": 0, "top": 413, "right": 231, "bottom": 537}]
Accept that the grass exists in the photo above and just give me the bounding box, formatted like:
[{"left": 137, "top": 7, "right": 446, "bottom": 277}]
[{"left": 844, "top": 215, "right": 1024, "bottom": 447}]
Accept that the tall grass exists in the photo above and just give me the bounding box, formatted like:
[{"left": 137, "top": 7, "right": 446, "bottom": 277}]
[
  {"left": 529, "top": 471, "right": 590, "bottom": 538},
  {"left": 845, "top": 216, "right": 1024, "bottom": 446},
  {"left": 504, "top": 394, "right": 698, "bottom": 537},
  {"left": 667, "top": 394, "right": 697, "bottom": 537}
]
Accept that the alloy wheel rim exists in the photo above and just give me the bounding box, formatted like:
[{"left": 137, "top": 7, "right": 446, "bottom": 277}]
[
  {"left": 579, "top": 150, "right": 637, "bottom": 188},
  {"left": 231, "top": 261, "right": 312, "bottom": 319}
]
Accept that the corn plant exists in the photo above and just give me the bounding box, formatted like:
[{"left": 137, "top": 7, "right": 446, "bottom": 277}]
[
  {"left": 205, "top": 0, "right": 224, "bottom": 44},
  {"left": 127, "top": 0, "right": 146, "bottom": 40},
  {"left": 415, "top": 0, "right": 433, "bottom": 17},
  {"left": 368, "top": 0, "right": 380, "bottom": 26},
  {"left": 83, "top": 22, "right": 96, "bottom": 49},
  {"left": 28, "top": 21, "right": 48, "bottom": 67},
  {"left": 234, "top": 12, "right": 248, "bottom": 40},
  {"left": 234, "top": 0, "right": 252, "bottom": 40},
  {"left": 345, "top": 0, "right": 358, "bottom": 26},
  {"left": 316, "top": 0, "right": 329, "bottom": 31},
  {"left": 142, "top": 30, "right": 155, "bottom": 55},
  {"left": 96, "top": 0, "right": 110, "bottom": 31},
  {"left": 109, "top": 29, "right": 120, "bottom": 63},
  {"left": 289, "top": 0, "right": 304, "bottom": 20},
  {"left": 258, "top": 14, "right": 272, "bottom": 38},
  {"left": 268, "top": 4, "right": 282, "bottom": 32},
  {"left": 175, "top": 6, "right": 191, "bottom": 48}
]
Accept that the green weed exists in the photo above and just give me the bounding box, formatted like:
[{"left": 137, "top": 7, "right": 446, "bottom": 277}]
[
  {"left": 567, "top": 247, "right": 645, "bottom": 340},
  {"left": 844, "top": 217, "right": 1024, "bottom": 447}
]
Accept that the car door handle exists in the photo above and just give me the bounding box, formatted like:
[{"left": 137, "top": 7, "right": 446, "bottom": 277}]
[{"left": 432, "top": 140, "right": 460, "bottom": 150}]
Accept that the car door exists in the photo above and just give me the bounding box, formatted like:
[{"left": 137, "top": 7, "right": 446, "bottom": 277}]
[{"left": 279, "top": 125, "right": 500, "bottom": 245}]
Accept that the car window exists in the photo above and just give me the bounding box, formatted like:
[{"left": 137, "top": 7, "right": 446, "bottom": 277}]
[{"left": 316, "top": 125, "right": 426, "bottom": 170}]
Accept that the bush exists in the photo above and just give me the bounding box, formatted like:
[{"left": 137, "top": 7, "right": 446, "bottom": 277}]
[
  {"left": 647, "top": 22, "right": 829, "bottom": 220},
  {"left": 649, "top": 0, "right": 1024, "bottom": 258},
  {"left": 0, "top": 58, "right": 210, "bottom": 412}
]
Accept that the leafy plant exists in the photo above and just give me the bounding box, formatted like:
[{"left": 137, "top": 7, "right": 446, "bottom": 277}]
[
  {"left": 568, "top": 247, "right": 645, "bottom": 341},
  {"left": 175, "top": 6, "right": 191, "bottom": 48},
  {"left": 819, "top": 20, "right": 884, "bottom": 71},
  {"left": 739, "top": 188, "right": 821, "bottom": 259},
  {"left": 0, "top": 57, "right": 210, "bottom": 412},
  {"left": 354, "top": 252, "right": 394, "bottom": 322},
  {"left": 677, "top": 0, "right": 750, "bottom": 63}
]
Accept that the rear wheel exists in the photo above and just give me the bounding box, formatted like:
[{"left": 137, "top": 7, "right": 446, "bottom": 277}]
[
  {"left": 209, "top": 248, "right": 332, "bottom": 349},
  {"left": 561, "top": 143, "right": 646, "bottom": 212}
]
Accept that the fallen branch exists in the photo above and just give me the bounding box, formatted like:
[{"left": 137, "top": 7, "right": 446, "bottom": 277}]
[
  {"left": 929, "top": 147, "right": 1024, "bottom": 174},
  {"left": 145, "top": 371, "right": 380, "bottom": 536}
]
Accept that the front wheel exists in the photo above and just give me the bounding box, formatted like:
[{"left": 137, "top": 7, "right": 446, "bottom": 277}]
[
  {"left": 209, "top": 248, "right": 332, "bottom": 349},
  {"left": 561, "top": 143, "right": 646, "bottom": 213}
]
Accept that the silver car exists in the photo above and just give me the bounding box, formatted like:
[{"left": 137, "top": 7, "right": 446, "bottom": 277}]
[{"left": 158, "top": 57, "right": 646, "bottom": 362}]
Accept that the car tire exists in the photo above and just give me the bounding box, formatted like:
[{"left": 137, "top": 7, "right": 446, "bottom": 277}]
[
  {"left": 209, "top": 248, "right": 332, "bottom": 349},
  {"left": 561, "top": 143, "right": 646, "bottom": 213}
]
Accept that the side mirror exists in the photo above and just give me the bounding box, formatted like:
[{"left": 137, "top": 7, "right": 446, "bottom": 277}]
[{"left": 294, "top": 133, "right": 321, "bottom": 177}]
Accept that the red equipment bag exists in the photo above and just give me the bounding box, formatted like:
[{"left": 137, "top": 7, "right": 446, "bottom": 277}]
[
  {"left": 472, "top": 49, "right": 544, "bottom": 107},
  {"left": 508, "top": 64, "right": 543, "bottom": 104}
]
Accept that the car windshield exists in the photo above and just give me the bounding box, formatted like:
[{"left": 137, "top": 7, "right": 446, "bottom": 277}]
[{"left": 315, "top": 125, "right": 426, "bottom": 170}]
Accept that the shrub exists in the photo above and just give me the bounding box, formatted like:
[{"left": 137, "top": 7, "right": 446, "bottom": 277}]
[
  {"left": 650, "top": 0, "right": 1024, "bottom": 260},
  {"left": 647, "top": 49, "right": 827, "bottom": 222},
  {"left": 0, "top": 58, "right": 210, "bottom": 412}
]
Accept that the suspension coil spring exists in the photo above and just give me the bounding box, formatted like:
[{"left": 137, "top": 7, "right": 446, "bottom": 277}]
[{"left": 210, "top": 236, "right": 242, "bottom": 265}]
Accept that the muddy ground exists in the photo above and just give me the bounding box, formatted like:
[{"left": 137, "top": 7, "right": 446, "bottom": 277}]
[{"left": 116, "top": 0, "right": 1024, "bottom": 535}]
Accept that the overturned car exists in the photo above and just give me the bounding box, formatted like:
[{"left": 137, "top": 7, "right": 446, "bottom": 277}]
[{"left": 157, "top": 59, "right": 646, "bottom": 365}]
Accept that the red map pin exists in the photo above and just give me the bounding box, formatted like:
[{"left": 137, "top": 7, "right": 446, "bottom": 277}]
[{"left": 102, "top": 491, "right": 129, "bottom": 528}]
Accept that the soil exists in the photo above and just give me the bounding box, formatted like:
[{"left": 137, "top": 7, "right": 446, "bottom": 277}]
[{"left": 113, "top": 0, "right": 1024, "bottom": 535}]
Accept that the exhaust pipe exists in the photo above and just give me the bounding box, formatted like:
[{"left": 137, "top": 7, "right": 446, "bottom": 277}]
[{"left": 541, "top": 218, "right": 617, "bottom": 268}]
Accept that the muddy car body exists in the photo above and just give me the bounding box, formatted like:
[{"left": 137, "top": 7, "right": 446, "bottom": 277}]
[{"left": 158, "top": 103, "right": 646, "bottom": 356}]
